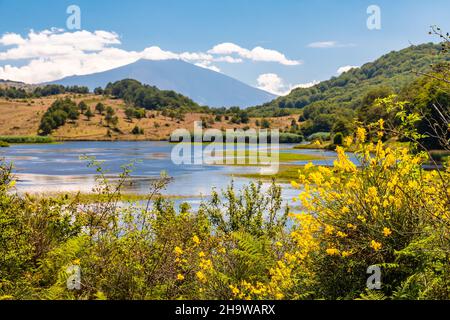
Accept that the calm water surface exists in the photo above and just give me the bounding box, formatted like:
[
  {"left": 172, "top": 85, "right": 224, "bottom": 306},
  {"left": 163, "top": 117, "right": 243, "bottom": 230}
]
[{"left": 0, "top": 141, "right": 349, "bottom": 209}]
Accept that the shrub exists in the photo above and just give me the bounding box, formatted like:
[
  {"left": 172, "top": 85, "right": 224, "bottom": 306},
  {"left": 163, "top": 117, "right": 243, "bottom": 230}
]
[{"left": 333, "top": 132, "right": 344, "bottom": 146}]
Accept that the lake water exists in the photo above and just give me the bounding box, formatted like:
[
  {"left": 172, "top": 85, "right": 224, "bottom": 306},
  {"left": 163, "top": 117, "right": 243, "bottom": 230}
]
[{"left": 0, "top": 141, "right": 347, "bottom": 209}]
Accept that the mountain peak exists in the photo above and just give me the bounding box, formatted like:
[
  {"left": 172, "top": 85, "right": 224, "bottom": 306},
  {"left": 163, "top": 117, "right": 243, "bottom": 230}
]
[{"left": 48, "top": 60, "right": 276, "bottom": 108}]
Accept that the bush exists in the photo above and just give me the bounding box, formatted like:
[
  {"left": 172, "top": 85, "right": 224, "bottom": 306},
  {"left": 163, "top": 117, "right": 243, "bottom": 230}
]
[
  {"left": 131, "top": 125, "right": 144, "bottom": 135},
  {"left": 333, "top": 132, "right": 344, "bottom": 146},
  {"left": 38, "top": 98, "right": 79, "bottom": 135}
]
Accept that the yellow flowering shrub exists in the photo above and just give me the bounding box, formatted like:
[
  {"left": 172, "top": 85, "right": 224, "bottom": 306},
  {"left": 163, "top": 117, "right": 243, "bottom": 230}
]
[{"left": 286, "top": 126, "right": 449, "bottom": 299}]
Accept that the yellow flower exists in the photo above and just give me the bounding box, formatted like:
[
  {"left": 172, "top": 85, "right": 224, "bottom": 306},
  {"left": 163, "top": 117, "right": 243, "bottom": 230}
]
[
  {"left": 347, "top": 223, "right": 357, "bottom": 230},
  {"left": 344, "top": 136, "right": 353, "bottom": 147},
  {"left": 325, "top": 225, "right": 334, "bottom": 235},
  {"left": 275, "top": 241, "right": 283, "bottom": 247},
  {"left": 305, "top": 162, "right": 314, "bottom": 170},
  {"left": 196, "top": 271, "right": 206, "bottom": 282},
  {"left": 370, "top": 240, "right": 382, "bottom": 251},
  {"left": 291, "top": 181, "right": 300, "bottom": 188},
  {"left": 192, "top": 235, "right": 200, "bottom": 245},
  {"left": 342, "top": 251, "right": 352, "bottom": 258},
  {"left": 229, "top": 285, "right": 240, "bottom": 296},
  {"left": 378, "top": 118, "right": 385, "bottom": 130},
  {"left": 72, "top": 259, "right": 80, "bottom": 265},
  {"left": 337, "top": 231, "right": 348, "bottom": 238},
  {"left": 218, "top": 247, "right": 226, "bottom": 254},
  {"left": 383, "top": 227, "right": 392, "bottom": 237},
  {"left": 368, "top": 187, "right": 378, "bottom": 198},
  {"left": 174, "top": 246, "right": 183, "bottom": 255},
  {"left": 356, "top": 127, "right": 367, "bottom": 143},
  {"left": 326, "top": 248, "right": 340, "bottom": 256},
  {"left": 177, "top": 274, "right": 185, "bottom": 281},
  {"left": 198, "top": 251, "right": 206, "bottom": 258}
]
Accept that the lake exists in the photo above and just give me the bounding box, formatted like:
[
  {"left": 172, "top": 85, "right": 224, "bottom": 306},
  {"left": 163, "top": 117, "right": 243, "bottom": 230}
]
[{"left": 0, "top": 141, "right": 347, "bottom": 209}]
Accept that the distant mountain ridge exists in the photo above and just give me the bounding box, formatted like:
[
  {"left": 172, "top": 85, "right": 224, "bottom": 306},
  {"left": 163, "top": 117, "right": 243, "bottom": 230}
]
[{"left": 47, "top": 59, "right": 276, "bottom": 108}]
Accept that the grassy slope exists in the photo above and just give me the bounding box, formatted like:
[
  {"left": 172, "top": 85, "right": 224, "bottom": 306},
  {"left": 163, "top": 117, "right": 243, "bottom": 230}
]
[{"left": 0, "top": 94, "right": 297, "bottom": 141}]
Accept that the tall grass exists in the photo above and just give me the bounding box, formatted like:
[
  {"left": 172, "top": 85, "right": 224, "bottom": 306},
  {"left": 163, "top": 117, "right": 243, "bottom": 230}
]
[{"left": 0, "top": 135, "right": 54, "bottom": 144}]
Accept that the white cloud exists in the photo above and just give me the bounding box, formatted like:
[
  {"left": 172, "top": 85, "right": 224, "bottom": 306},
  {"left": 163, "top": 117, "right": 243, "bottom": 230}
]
[
  {"left": 0, "top": 33, "right": 26, "bottom": 46},
  {"left": 337, "top": 65, "right": 359, "bottom": 74},
  {"left": 208, "top": 42, "right": 301, "bottom": 66},
  {"left": 256, "top": 73, "right": 317, "bottom": 96},
  {"left": 0, "top": 29, "right": 302, "bottom": 84},
  {"left": 307, "top": 41, "right": 356, "bottom": 49}
]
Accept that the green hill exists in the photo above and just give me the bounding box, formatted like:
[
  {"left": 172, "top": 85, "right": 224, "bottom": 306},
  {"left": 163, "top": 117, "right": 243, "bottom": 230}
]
[
  {"left": 250, "top": 43, "right": 446, "bottom": 110},
  {"left": 248, "top": 43, "right": 449, "bottom": 136}
]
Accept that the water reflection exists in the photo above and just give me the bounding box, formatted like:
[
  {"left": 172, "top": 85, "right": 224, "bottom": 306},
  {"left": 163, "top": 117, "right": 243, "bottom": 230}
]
[{"left": 1, "top": 141, "right": 345, "bottom": 206}]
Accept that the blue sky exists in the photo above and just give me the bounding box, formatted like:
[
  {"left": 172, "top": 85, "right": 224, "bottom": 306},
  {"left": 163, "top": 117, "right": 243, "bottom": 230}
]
[{"left": 0, "top": 0, "right": 449, "bottom": 94}]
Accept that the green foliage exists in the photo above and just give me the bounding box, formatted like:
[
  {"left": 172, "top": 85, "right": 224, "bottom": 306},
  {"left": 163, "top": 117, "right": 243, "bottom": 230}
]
[
  {"left": 95, "top": 102, "right": 106, "bottom": 115},
  {"left": 105, "top": 79, "right": 202, "bottom": 112},
  {"left": 38, "top": 98, "right": 79, "bottom": 135},
  {"left": 199, "top": 180, "right": 288, "bottom": 238},
  {"left": 0, "top": 85, "right": 89, "bottom": 99},
  {"left": 0, "top": 135, "right": 53, "bottom": 144},
  {"left": 333, "top": 132, "right": 344, "bottom": 146}
]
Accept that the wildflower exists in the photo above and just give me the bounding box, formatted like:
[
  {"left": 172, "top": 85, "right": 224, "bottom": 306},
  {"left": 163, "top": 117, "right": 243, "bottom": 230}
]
[
  {"left": 368, "top": 187, "right": 378, "bottom": 198},
  {"left": 174, "top": 246, "right": 183, "bottom": 255},
  {"left": 347, "top": 223, "right": 357, "bottom": 230},
  {"left": 344, "top": 136, "right": 353, "bottom": 147},
  {"left": 291, "top": 181, "right": 300, "bottom": 188},
  {"left": 218, "top": 247, "right": 226, "bottom": 254},
  {"left": 275, "top": 241, "right": 283, "bottom": 247},
  {"left": 356, "top": 127, "right": 367, "bottom": 143},
  {"left": 192, "top": 235, "right": 200, "bottom": 245},
  {"left": 275, "top": 293, "right": 285, "bottom": 300},
  {"left": 383, "top": 227, "right": 392, "bottom": 237},
  {"left": 378, "top": 118, "right": 385, "bottom": 130},
  {"left": 305, "top": 162, "right": 314, "bottom": 170},
  {"left": 342, "top": 251, "right": 352, "bottom": 258},
  {"left": 198, "top": 251, "right": 206, "bottom": 258},
  {"left": 326, "top": 248, "right": 340, "bottom": 256},
  {"left": 229, "top": 285, "right": 240, "bottom": 296},
  {"left": 196, "top": 271, "right": 206, "bottom": 282},
  {"left": 177, "top": 274, "right": 185, "bottom": 281},
  {"left": 370, "top": 240, "right": 382, "bottom": 251},
  {"left": 337, "top": 231, "right": 348, "bottom": 238},
  {"left": 73, "top": 259, "right": 80, "bottom": 265}
]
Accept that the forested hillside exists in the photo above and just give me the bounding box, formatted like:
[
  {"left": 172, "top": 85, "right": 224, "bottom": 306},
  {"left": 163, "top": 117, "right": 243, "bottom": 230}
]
[{"left": 248, "top": 43, "right": 450, "bottom": 138}]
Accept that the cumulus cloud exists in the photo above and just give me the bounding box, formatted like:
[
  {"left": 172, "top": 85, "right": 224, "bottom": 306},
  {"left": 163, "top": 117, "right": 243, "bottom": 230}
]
[
  {"left": 208, "top": 42, "right": 301, "bottom": 66},
  {"left": 307, "top": 41, "right": 355, "bottom": 49},
  {"left": 0, "top": 29, "right": 301, "bottom": 84},
  {"left": 337, "top": 65, "right": 359, "bottom": 74},
  {"left": 256, "top": 73, "right": 318, "bottom": 96}
]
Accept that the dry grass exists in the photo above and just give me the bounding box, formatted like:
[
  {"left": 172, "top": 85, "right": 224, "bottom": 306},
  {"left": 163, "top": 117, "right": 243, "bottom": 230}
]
[{"left": 0, "top": 95, "right": 297, "bottom": 141}]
